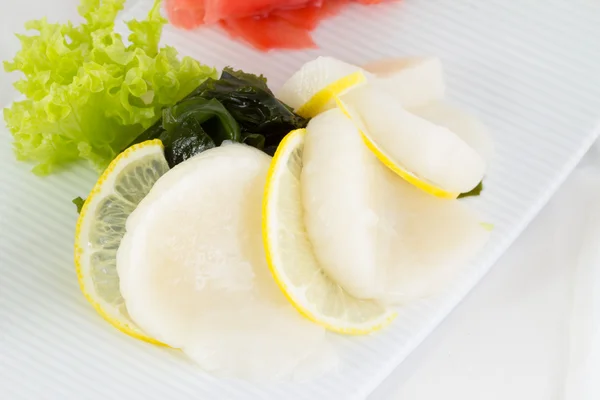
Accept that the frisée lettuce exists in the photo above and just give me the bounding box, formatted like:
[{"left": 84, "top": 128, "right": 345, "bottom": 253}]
[{"left": 3, "top": 0, "right": 216, "bottom": 175}]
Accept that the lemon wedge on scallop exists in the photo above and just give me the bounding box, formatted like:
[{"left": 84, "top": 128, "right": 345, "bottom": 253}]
[
  {"left": 338, "top": 85, "right": 486, "bottom": 198},
  {"left": 262, "top": 128, "right": 396, "bottom": 334},
  {"left": 277, "top": 56, "right": 368, "bottom": 118},
  {"left": 74, "top": 140, "right": 169, "bottom": 344}
]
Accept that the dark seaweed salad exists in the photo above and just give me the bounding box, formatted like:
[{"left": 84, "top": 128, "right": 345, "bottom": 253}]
[
  {"left": 132, "top": 67, "right": 308, "bottom": 167},
  {"left": 74, "top": 68, "right": 307, "bottom": 212}
]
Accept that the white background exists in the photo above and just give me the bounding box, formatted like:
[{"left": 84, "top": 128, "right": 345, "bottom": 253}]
[{"left": 1, "top": 1, "right": 598, "bottom": 399}]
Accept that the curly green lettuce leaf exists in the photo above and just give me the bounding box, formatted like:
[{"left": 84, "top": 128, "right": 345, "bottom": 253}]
[{"left": 3, "top": 0, "right": 216, "bottom": 175}]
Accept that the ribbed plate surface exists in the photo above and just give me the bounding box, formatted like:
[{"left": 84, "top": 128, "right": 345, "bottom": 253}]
[{"left": 2, "top": 0, "right": 600, "bottom": 398}]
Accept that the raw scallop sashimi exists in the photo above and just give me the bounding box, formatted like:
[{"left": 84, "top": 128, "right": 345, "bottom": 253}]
[
  {"left": 410, "top": 101, "right": 495, "bottom": 165},
  {"left": 301, "top": 109, "right": 489, "bottom": 304},
  {"left": 117, "top": 143, "right": 336, "bottom": 380},
  {"left": 301, "top": 109, "right": 383, "bottom": 299},
  {"left": 339, "top": 85, "right": 486, "bottom": 195}
]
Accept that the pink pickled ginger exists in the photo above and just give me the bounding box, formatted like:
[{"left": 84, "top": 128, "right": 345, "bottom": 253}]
[{"left": 165, "top": 0, "right": 393, "bottom": 51}]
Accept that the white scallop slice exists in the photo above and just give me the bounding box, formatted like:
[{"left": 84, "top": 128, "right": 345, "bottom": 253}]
[
  {"left": 301, "top": 109, "right": 385, "bottom": 300},
  {"left": 277, "top": 56, "right": 371, "bottom": 111},
  {"left": 378, "top": 176, "right": 491, "bottom": 305},
  {"left": 363, "top": 57, "right": 446, "bottom": 108},
  {"left": 410, "top": 101, "right": 495, "bottom": 165},
  {"left": 301, "top": 109, "right": 489, "bottom": 305},
  {"left": 117, "top": 144, "right": 336, "bottom": 381},
  {"left": 278, "top": 56, "right": 444, "bottom": 114},
  {"left": 340, "top": 85, "right": 486, "bottom": 194}
]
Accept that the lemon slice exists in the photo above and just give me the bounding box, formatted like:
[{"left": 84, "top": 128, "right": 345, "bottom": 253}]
[
  {"left": 263, "top": 128, "right": 396, "bottom": 334},
  {"left": 277, "top": 56, "right": 368, "bottom": 118},
  {"left": 74, "top": 140, "right": 169, "bottom": 344},
  {"left": 337, "top": 85, "right": 486, "bottom": 198}
]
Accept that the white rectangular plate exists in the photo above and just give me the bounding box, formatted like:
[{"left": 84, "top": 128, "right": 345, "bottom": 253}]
[{"left": 2, "top": 0, "right": 600, "bottom": 398}]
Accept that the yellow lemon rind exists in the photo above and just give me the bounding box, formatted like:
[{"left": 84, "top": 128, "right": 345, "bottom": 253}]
[
  {"left": 335, "top": 97, "right": 459, "bottom": 200},
  {"left": 360, "top": 133, "right": 459, "bottom": 199},
  {"left": 74, "top": 139, "right": 166, "bottom": 346},
  {"left": 262, "top": 129, "right": 397, "bottom": 335},
  {"left": 296, "top": 70, "right": 367, "bottom": 119}
]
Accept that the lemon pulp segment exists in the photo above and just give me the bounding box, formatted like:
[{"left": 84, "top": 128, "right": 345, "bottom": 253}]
[{"left": 74, "top": 140, "right": 169, "bottom": 344}]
